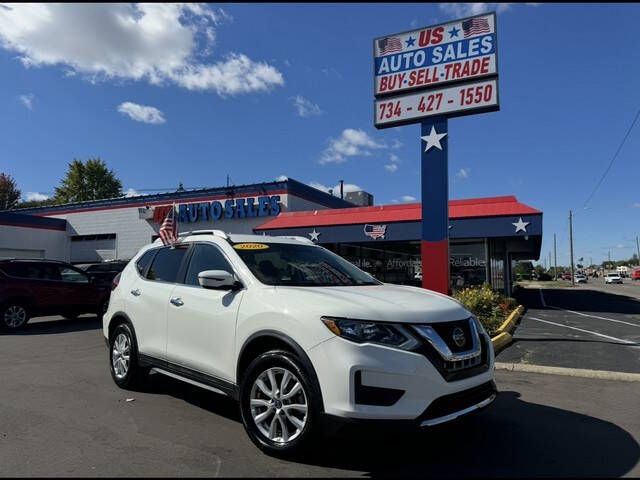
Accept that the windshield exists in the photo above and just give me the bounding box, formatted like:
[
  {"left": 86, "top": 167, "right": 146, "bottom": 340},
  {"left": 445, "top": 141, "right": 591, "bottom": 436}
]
[{"left": 232, "top": 242, "right": 381, "bottom": 287}]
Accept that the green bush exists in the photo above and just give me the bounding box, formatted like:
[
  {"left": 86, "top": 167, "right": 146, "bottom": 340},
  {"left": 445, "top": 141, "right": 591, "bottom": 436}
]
[{"left": 453, "top": 283, "right": 517, "bottom": 336}]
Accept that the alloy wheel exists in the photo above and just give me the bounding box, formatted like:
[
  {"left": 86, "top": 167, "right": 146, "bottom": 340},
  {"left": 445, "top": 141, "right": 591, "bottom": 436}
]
[
  {"left": 4, "top": 305, "right": 27, "bottom": 328},
  {"left": 249, "top": 367, "right": 308, "bottom": 444},
  {"left": 112, "top": 333, "right": 131, "bottom": 379}
]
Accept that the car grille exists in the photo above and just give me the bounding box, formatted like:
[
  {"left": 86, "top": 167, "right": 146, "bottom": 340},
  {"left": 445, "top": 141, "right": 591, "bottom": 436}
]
[{"left": 418, "top": 380, "right": 497, "bottom": 422}]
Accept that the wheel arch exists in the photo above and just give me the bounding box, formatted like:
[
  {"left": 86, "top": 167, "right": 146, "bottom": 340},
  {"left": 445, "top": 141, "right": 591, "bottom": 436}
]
[{"left": 236, "top": 330, "right": 325, "bottom": 413}]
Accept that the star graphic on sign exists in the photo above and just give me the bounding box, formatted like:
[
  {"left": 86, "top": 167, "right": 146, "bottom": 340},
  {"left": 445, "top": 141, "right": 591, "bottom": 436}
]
[
  {"left": 308, "top": 229, "right": 321, "bottom": 242},
  {"left": 512, "top": 217, "right": 530, "bottom": 233},
  {"left": 421, "top": 126, "right": 447, "bottom": 153},
  {"left": 448, "top": 26, "right": 460, "bottom": 38},
  {"left": 405, "top": 36, "right": 416, "bottom": 48}
]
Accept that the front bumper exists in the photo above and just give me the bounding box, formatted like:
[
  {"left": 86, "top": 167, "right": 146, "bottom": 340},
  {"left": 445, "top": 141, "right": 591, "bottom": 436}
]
[{"left": 308, "top": 333, "right": 495, "bottom": 422}]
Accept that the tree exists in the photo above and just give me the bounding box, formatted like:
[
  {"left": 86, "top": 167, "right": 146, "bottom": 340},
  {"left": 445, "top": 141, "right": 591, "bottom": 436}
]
[
  {"left": 0, "top": 172, "right": 21, "bottom": 210},
  {"left": 54, "top": 158, "right": 122, "bottom": 203}
]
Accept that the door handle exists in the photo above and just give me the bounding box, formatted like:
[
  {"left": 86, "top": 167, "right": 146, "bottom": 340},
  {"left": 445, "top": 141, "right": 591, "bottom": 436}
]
[
  {"left": 130, "top": 289, "right": 141, "bottom": 297},
  {"left": 170, "top": 297, "right": 184, "bottom": 307}
]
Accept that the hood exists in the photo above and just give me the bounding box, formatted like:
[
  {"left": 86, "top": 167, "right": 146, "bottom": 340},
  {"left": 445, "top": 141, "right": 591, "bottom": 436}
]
[{"left": 276, "top": 283, "right": 470, "bottom": 324}]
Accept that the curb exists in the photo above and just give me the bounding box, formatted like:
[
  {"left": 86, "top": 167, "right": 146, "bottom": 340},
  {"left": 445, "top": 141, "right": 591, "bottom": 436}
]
[
  {"left": 495, "top": 362, "right": 640, "bottom": 382},
  {"left": 490, "top": 304, "right": 524, "bottom": 352}
]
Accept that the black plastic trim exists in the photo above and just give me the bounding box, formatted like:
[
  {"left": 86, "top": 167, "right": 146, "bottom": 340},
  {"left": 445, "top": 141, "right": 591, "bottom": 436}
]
[{"left": 354, "top": 370, "right": 405, "bottom": 406}]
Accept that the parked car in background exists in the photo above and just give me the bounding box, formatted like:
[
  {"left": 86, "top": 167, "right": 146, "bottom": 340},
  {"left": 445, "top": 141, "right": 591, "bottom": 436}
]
[
  {"left": 0, "top": 259, "right": 111, "bottom": 330},
  {"left": 574, "top": 274, "right": 587, "bottom": 283},
  {"left": 605, "top": 273, "right": 623, "bottom": 284},
  {"left": 632, "top": 268, "right": 640, "bottom": 281},
  {"left": 561, "top": 272, "right": 572, "bottom": 280},
  {"left": 77, "top": 260, "right": 129, "bottom": 285},
  {"left": 104, "top": 231, "right": 496, "bottom": 455}
]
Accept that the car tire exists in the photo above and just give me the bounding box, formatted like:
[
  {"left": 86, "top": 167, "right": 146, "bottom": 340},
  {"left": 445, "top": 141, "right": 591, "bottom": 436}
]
[
  {"left": 239, "top": 350, "right": 320, "bottom": 456},
  {"left": 109, "top": 322, "right": 146, "bottom": 389},
  {"left": 1, "top": 302, "right": 30, "bottom": 330}
]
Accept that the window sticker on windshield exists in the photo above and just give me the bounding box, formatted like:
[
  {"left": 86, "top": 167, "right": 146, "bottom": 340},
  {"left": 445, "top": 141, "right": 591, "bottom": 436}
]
[{"left": 233, "top": 243, "right": 270, "bottom": 250}]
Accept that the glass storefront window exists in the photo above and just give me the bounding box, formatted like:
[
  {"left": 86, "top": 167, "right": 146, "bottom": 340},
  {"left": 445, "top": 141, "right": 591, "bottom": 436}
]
[{"left": 449, "top": 241, "right": 488, "bottom": 291}]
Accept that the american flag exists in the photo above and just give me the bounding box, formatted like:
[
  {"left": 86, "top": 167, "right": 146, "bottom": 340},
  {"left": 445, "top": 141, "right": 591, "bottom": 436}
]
[
  {"left": 364, "top": 224, "right": 387, "bottom": 240},
  {"left": 158, "top": 203, "right": 178, "bottom": 246},
  {"left": 377, "top": 36, "right": 403, "bottom": 55},
  {"left": 462, "top": 18, "right": 490, "bottom": 38}
]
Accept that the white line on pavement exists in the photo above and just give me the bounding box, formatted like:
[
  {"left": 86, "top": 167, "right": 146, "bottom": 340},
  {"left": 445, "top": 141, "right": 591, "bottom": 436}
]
[
  {"left": 538, "top": 289, "right": 640, "bottom": 328},
  {"left": 528, "top": 317, "right": 639, "bottom": 346}
]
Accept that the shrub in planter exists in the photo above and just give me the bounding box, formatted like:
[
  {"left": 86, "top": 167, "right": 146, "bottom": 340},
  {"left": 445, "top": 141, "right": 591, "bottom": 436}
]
[{"left": 453, "top": 283, "right": 517, "bottom": 336}]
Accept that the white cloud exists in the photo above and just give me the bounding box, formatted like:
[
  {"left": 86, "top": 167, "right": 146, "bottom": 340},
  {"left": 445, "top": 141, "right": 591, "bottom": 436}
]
[
  {"left": 391, "top": 195, "right": 418, "bottom": 203},
  {"left": 0, "top": 4, "right": 283, "bottom": 96},
  {"left": 118, "top": 102, "right": 166, "bottom": 124},
  {"left": 19, "top": 93, "right": 34, "bottom": 109},
  {"left": 291, "top": 95, "right": 323, "bottom": 117},
  {"left": 124, "top": 188, "right": 139, "bottom": 197},
  {"left": 391, "top": 139, "right": 403, "bottom": 149},
  {"left": 320, "top": 129, "right": 386, "bottom": 165},
  {"left": 633, "top": 203, "right": 640, "bottom": 208},
  {"left": 25, "top": 191, "right": 49, "bottom": 201},
  {"left": 439, "top": 3, "right": 538, "bottom": 17},
  {"left": 275, "top": 175, "right": 288, "bottom": 182},
  {"left": 457, "top": 167, "right": 470, "bottom": 179},
  {"left": 308, "top": 181, "right": 362, "bottom": 197},
  {"left": 384, "top": 153, "right": 401, "bottom": 173}
]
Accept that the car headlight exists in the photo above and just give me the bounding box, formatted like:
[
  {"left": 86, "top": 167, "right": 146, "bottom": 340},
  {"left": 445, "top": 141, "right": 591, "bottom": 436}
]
[{"left": 321, "top": 317, "right": 418, "bottom": 350}]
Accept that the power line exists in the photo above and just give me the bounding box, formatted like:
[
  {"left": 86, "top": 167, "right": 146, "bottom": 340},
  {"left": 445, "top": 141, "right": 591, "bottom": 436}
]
[{"left": 582, "top": 106, "right": 640, "bottom": 209}]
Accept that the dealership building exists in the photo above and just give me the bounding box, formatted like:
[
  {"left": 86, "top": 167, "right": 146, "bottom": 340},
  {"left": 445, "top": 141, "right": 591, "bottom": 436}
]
[{"left": 0, "top": 178, "right": 542, "bottom": 295}]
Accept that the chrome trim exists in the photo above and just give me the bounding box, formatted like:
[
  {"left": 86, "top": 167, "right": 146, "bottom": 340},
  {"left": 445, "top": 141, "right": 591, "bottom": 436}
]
[
  {"left": 413, "top": 317, "right": 481, "bottom": 362},
  {"left": 420, "top": 393, "right": 496, "bottom": 427},
  {"left": 151, "top": 368, "right": 227, "bottom": 396}
]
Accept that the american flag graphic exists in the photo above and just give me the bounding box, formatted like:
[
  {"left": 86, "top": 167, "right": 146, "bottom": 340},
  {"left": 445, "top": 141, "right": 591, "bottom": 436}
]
[
  {"left": 377, "top": 36, "right": 403, "bottom": 55},
  {"left": 364, "top": 224, "right": 387, "bottom": 240},
  {"left": 158, "top": 203, "right": 178, "bottom": 246},
  {"left": 462, "top": 18, "right": 490, "bottom": 37}
]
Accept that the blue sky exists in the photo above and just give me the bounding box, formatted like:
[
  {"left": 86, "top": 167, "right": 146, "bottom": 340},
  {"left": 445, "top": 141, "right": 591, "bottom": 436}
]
[{"left": 1, "top": 3, "right": 639, "bottom": 266}]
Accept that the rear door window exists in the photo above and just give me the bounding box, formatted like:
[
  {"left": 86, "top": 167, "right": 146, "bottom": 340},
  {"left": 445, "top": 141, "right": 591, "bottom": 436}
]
[{"left": 146, "top": 246, "right": 189, "bottom": 283}]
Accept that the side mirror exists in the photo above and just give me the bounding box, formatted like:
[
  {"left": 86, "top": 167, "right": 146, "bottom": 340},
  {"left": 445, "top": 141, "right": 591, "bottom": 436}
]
[{"left": 198, "top": 270, "right": 238, "bottom": 290}]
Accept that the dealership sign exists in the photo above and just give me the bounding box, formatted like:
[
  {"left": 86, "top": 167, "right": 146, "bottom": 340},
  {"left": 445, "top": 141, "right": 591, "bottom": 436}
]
[
  {"left": 374, "top": 13, "right": 497, "bottom": 97},
  {"left": 373, "top": 13, "right": 499, "bottom": 129}
]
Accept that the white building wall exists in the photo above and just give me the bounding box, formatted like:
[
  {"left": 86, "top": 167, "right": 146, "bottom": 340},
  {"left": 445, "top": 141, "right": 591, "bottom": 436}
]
[{"left": 0, "top": 225, "right": 68, "bottom": 261}]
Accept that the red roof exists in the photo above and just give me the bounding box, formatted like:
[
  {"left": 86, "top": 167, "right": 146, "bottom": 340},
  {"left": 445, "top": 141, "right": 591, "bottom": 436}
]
[{"left": 255, "top": 195, "right": 541, "bottom": 230}]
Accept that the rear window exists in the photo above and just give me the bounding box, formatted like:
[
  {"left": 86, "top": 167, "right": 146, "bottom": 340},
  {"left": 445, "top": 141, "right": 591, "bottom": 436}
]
[
  {"left": 136, "top": 250, "right": 157, "bottom": 277},
  {"left": 146, "top": 246, "right": 189, "bottom": 283},
  {"left": 0, "top": 263, "right": 29, "bottom": 278}
]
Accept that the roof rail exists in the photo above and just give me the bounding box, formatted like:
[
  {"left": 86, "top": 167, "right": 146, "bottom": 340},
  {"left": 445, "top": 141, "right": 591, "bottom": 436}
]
[
  {"left": 277, "top": 235, "right": 315, "bottom": 245},
  {"left": 177, "top": 230, "right": 229, "bottom": 239}
]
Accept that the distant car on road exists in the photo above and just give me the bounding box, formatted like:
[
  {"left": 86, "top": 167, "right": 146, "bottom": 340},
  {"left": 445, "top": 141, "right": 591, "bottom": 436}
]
[
  {"left": 574, "top": 274, "right": 587, "bottom": 283},
  {"left": 632, "top": 268, "right": 640, "bottom": 281},
  {"left": 561, "top": 272, "right": 572, "bottom": 280},
  {"left": 605, "top": 273, "right": 623, "bottom": 285},
  {"left": 0, "top": 259, "right": 111, "bottom": 330},
  {"left": 77, "top": 260, "right": 129, "bottom": 285}
]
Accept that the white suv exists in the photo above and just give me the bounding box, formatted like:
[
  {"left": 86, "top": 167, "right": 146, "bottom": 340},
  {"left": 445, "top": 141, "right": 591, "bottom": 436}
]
[
  {"left": 605, "top": 273, "right": 623, "bottom": 284},
  {"left": 103, "top": 231, "right": 496, "bottom": 454}
]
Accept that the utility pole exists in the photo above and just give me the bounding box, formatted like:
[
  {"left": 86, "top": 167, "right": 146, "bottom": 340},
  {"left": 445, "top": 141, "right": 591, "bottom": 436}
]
[
  {"left": 636, "top": 236, "right": 640, "bottom": 266},
  {"left": 554, "top": 233, "right": 558, "bottom": 281},
  {"left": 548, "top": 251, "right": 552, "bottom": 272},
  {"left": 569, "top": 210, "right": 575, "bottom": 286}
]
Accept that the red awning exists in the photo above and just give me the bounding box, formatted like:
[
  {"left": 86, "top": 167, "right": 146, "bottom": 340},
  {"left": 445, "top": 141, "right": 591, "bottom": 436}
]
[{"left": 255, "top": 195, "right": 541, "bottom": 230}]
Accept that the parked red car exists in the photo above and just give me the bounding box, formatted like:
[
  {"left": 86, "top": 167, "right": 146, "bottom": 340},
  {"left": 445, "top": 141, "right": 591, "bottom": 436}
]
[
  {"left": 632, "top": 268, "right": 640, "bottom": 281},
  {"left": 561, "top": 272, "right": 572, "bottom": 280},
  {"left": 0, "top": 259, "right": 111, "bottom": 330}
]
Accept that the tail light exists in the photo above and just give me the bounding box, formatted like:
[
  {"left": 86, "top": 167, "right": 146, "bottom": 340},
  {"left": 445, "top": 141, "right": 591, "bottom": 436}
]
[{"left": 111, "top": 272, "right": 122, "bottom": 291}]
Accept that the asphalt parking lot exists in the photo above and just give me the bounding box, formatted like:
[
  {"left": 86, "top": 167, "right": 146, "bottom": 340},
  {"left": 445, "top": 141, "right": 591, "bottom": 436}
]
[
  {"left": 1, "top": 314, "right": 640, "bottom": 477},
  {"left": 501, "top": 284, "right": 640, "bottom": 373}
]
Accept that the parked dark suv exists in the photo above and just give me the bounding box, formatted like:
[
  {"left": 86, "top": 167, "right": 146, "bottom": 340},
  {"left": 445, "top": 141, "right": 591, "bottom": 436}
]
[
  {"left": 0, "top": 259, "right": 111, "bottom": 330},
  {"left": 76, "top": 260, "right": 129, "bottom": 286}
]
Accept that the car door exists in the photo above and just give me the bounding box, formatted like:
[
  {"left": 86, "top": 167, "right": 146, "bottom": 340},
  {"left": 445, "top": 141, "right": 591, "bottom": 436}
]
[
  {"left": 57, "top": 265, "right": 106, "bottom": 313},
  {"left": 166, "top": 242, "right": 245, "bottom": 382},
  {"left": 126, "top": 245, "right": 190, "bottom": 361}
]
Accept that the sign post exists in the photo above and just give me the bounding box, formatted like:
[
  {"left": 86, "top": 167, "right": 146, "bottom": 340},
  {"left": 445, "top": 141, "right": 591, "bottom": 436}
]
[{"left": 373, "top": 12, "right": 500, "bottom": 294}]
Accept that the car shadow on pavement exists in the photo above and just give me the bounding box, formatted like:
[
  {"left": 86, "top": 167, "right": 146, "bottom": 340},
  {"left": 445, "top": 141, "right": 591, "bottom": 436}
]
[
  {"left": 291, "top": 390, "right": 640, "bottom": 477},
  {"left": 1, "top": 316, "right": 102, "bottom": 335},
  {"left": 515, "top": 287, "right": 640, "bottom": 315}
]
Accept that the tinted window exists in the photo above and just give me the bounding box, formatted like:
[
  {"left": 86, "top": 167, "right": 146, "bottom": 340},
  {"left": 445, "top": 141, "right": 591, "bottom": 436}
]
[
  {"left": 136, "top": 250, "right": 157, "bottom": 276},
  {"left": 185, "top": 244, "right": 233, "bottom": 286},
  {"left": 0, "top": 263, "right": 27, "bottom": 278},
  {"left": 59, "top": 267, "right": 89, "bottom": 283},
  {"left": 146, "top": 247, "right": 188, "bottom": 283},
  {"left": 39, "top": 264, "right": 62, "bottom": 281}
]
